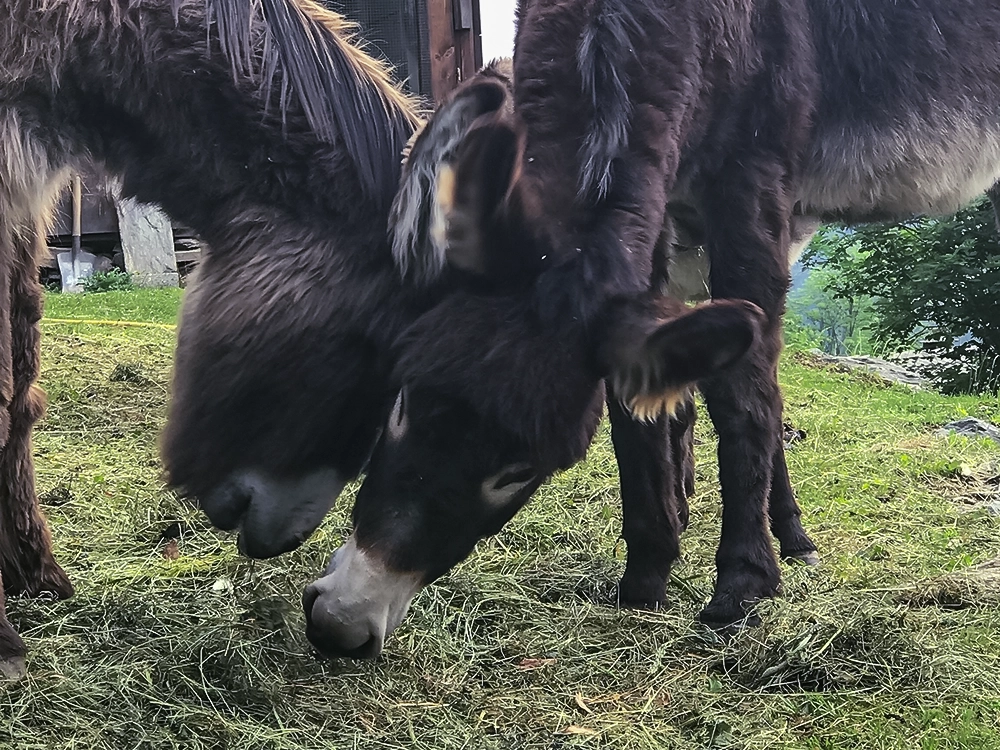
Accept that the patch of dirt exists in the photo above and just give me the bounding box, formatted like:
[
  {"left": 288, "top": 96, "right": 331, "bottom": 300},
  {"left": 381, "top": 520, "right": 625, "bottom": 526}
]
[{"left": 897, "top": 559, "right": 1000, "bottom": 610}]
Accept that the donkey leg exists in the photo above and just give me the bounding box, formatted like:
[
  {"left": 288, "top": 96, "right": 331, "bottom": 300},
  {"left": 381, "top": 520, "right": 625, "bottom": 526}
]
[
  {"left": 768, "top": 444, "right": 818, "bottom": 564},
  {"left": 0, "top": 572, "right": 27, "bottom": 681},
  {"left": 608, "top": 384, "right": 684, "bottom": 609},
  {"left": 695, "top": 161, "right": 802, "bottom": 627},
  {"left": 0, "top": 232, "right": 73, "bottom": 600},
  {"left": 669, "top": 395, "right": 696, "bottom": 532}
]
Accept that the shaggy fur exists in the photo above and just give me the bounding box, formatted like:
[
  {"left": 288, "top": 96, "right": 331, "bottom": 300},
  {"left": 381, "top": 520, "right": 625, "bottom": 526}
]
[
  {"left": 0, "top": 0, "right": 421, "bottom": 670},
  {"left": 391, "top": 60, "right": 817, "bottom": 615},
  {"left": 525, "top": 0, "right": 1000, "bottom": 624},
  {"left": 395, "top": 0, "right": 1000, "bottom": 626}
]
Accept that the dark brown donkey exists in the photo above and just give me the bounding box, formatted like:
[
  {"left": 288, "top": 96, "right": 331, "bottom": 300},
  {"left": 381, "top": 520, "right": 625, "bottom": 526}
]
[
  {"left": 376, "top": 0, "right": 1000, "bottom": 632},
  {"left": 0, "top": 0, "right": 422, "bottom": 678}
]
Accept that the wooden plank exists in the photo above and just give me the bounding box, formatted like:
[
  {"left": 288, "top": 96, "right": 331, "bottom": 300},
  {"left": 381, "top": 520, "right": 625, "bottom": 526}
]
[
  {"left": 174, "top": 249, "right": 201, "bottom": 264},
  {"left": 114, "top": 196, "right": 179, "bottom": 288},
  {"left": 471, "top": 0, "right": 483, "bottom": 70},
  {"left": 427, "top": 0, "right": 459, "bottom": 102},
  {"left": 426, "top": 0, "right": 482, "bottom": 102}
]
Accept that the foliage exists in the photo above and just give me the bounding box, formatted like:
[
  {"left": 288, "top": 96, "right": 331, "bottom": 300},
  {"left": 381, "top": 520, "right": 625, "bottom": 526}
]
[
  {"left": 788, "top": 238, "right": 878, "bottom": 356},
  {"left": 82, "top": 268, "right": 136, "bottom": 294},
  {"left": 782, "top": 309, "right": 823, "bottom": 351},
  {"left": 802, "top": 197, "right": 1000, "bottom": 393},
  {"left": 4, "top": 290, "right": 1000, "bottom": 749}
]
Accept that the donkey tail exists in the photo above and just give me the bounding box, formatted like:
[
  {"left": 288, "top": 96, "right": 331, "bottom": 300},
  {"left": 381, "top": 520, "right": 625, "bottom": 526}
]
[
  {"left": 576, "top": 0, "right": 642, "bottom": 203},
  {"left": 205, "top": 0, "right": 420, "bottom": 206}
]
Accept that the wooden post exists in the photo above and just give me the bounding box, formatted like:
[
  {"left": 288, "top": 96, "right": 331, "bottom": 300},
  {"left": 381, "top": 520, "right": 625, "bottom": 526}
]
[{"left": 427, "top": 0, "right": 483, "bottom": 103}]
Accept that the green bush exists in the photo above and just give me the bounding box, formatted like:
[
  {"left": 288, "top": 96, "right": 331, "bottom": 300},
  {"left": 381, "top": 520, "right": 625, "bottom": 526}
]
[{"left": 83, "top": 269, "right": 136, "bottom": 294}]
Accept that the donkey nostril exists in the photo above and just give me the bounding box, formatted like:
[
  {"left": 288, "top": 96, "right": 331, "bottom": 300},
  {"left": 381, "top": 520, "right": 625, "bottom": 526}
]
[
  {"left": 302, "top": 585, "right": 321, "bottom": 620},
  {"left": 199, "top": 482, "right": 252, "bottom": 531}
]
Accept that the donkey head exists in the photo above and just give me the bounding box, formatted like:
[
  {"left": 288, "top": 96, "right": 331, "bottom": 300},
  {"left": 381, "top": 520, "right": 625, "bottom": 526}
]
[
  {"left": 161, "top": 211, "right": 412, "bottom": 560},
  {"left": 301, "top": 75, "right": 765, "bottom": 658}
]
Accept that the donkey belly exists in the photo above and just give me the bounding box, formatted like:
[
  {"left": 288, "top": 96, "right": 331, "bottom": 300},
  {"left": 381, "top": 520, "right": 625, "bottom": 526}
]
[{"left": 800, "top": 116, "right": 1000, "bottom": 222}]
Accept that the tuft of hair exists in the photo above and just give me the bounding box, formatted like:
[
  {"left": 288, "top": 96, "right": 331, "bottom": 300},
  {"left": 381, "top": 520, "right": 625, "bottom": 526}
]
[
  {"left": 626, "top": 387, "right": 692, "bottom": 423},
  {"left": 205, "top": 0, "right": 423, "bottom": 206},
  {"left": 576, "top": 0, "right": 642, "bottom": 203},
  {"left": 389, "top": 60, "right": 513, "bottom": 285}
]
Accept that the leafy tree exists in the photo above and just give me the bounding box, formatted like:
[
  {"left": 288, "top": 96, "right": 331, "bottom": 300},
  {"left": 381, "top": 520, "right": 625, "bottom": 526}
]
[
  {"left": 801, "top": 197, "right": 1000, "bottom": 393},
  {"left": 788, "top": 236, "right": 876, "bottom": 356}
]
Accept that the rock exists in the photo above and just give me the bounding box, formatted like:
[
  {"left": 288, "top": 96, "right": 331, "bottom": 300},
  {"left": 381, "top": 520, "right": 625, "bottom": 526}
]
[
  {"left": 114, "top": 193, "right": 179, "bottom": 288},
  {"left": 936, "top": 417, "right": 1000, "bottom": 445},
  {"left": 809, "top": 351, "right": 930, "bottom": 390},
  {"left": 783, "top": 421, "right": 806, "bottom": 448}
]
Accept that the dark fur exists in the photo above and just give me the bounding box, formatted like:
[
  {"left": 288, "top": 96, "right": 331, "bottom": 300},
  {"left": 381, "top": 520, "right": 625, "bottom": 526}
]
[
  {"left": 0, "top": 0, "right": 421, "bottom": 669},
  {"left": 390, "top": 1, "right": 1000, "bottom": 628},
  {"left": 498, "top": 0, "right": 1000, "bottom": 624}
]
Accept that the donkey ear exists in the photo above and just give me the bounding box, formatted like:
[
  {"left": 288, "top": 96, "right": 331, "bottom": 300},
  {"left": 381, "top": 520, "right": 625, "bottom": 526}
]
[
  {"left": 390, "top": 79, "right": 511, "bottom": 285},
  {"left": 600, "top": 299, "right": 765, "bottom": 421},
  {"left": 436, "top": 119, "right": 534, "bottom": 280}
]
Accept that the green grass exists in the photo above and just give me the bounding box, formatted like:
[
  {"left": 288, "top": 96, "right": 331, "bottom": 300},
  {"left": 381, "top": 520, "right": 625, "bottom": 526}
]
[
  {"left": 2, "top": 289, "right": 1000, "bottom": 749},
  {"left": 43, "top": 287, "right": 185, "bottom": 325}
]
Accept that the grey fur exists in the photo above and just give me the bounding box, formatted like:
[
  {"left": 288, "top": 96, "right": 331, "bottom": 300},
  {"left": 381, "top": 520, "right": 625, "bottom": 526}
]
[{"left": 576, "top": 0, "right": 642, "bottom": 202}]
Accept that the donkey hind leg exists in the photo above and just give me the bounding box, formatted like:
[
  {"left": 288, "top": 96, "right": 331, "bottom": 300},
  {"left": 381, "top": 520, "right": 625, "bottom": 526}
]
[
  {"left": 768, "top": 443, "right": 818, "bottom": 564},
  {"left": 607, "top": 383, "right": 686, "bottom": 609},
  {"left": 669, "top": 395, "right": 696, "bottom": 532},
  {"left": 0, "top": 225, "right": 73, "bottom": 600},
  {"left": 0, "top": 571, "right": 27, "bottom": 681}
]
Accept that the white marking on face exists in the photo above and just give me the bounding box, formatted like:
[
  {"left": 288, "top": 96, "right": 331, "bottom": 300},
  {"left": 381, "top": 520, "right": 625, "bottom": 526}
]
[
  {"left": 387, "top": 389, "right": 408, "bottom": 442},
  {"left": 481, "top": 463, "right": 536, "bottom": 509},
  {"left": 305, "top": 535, "right": 423, "bottom": 657}
]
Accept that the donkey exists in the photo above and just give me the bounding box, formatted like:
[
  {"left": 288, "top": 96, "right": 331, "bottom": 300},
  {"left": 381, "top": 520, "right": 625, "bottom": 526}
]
[
  {"left": 373, "top": 0, "right": 1000, "bottom": 634},
  {"left": 0, "top": 0, "right": 424, "bottom": 678},
  {"left": 0, "top": 0, "right": 761, "bottom": 674}
]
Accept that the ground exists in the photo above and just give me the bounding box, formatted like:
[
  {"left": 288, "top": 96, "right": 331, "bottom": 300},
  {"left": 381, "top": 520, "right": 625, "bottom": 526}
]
[{"left": 2, "top": 288, "right": 1000, "bottom": 749}]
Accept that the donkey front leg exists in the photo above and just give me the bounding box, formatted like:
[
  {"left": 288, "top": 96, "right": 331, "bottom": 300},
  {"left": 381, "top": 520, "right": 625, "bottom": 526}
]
[
  {"left": 0, "top": 233, "right": 73, "bottom": 600},
  {"left": 608, "top": 384, "right": 685, "bottom": 609},
  {"left": 0, "top": 572, "right": 27, "bottom": 681},
  {"left": 696, "top": 164, "right": 799, "bottom": 627}
]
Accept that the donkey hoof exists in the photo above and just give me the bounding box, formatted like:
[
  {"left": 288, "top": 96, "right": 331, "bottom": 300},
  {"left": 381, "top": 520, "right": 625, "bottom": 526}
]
[
  {"left": 784, "top": 549, "right": 821, "bottom": 567},
  {"left": 5, "top": 559, "right": 75, "bottom": 600},
  {"left": 616, "top": 573, "right": 668, "bottom": 611},
  {"left": 40, "top": 561, "right": 75, "bottom": 599},
  {"left": 698, "top": 590, "right": 765, "bottom": 630},
  {"left": 0, "top": 655, "right": 26, "bottom": 682}
]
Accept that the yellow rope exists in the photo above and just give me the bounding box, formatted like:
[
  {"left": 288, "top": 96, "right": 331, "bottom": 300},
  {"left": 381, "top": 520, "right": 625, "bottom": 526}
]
[{"left": 42, "top": 318, "right": 177, "bottom": 331}]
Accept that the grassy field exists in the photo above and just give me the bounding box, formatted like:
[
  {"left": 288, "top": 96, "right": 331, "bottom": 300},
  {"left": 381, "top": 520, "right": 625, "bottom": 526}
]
[{"left": 2, "top": 288, "right": 1000, "bottom": 749}]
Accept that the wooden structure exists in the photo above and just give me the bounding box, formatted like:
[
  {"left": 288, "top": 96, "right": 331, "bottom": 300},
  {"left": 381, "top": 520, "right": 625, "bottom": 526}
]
[{"left": 329, "top": 0, "right": 483, "bottom": 103}]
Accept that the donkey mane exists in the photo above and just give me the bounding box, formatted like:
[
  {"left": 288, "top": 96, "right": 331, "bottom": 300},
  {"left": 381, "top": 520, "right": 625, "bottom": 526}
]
[
  {"left": 206, "top": 0, "right": 423, "bottom": 203},
  {"left": 575, "top": 0, "right": 644, "bottom": 202}
]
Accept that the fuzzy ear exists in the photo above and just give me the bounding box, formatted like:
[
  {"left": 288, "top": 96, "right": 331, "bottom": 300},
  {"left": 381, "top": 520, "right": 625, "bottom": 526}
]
[
  {"left": 390, "top": 79, "right": 511, "bottom": 285},
  {"left": 600, "top": 298, "right": 765, "bottom": 421},
  {"left": 436, "top": 118, "right": 535, "bottom": 281}
]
